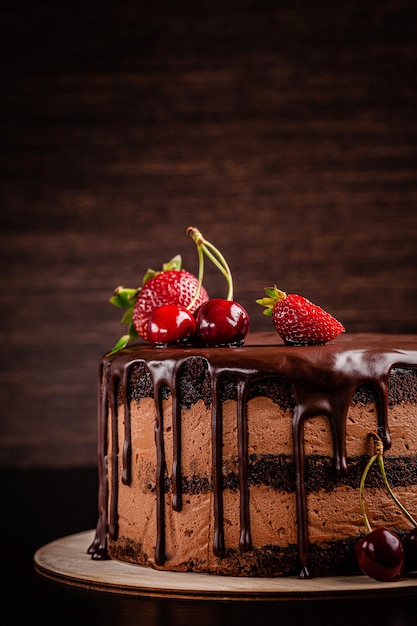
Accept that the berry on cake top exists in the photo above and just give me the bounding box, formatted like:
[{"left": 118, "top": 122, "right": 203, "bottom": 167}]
[
  {"left": 256, "top": 285, "right": 345, "bottom": 345},
  {"left": 108, "top": 227, "right": 346, "bottom": 353},
  {"left": 108, "top": 227, "right": 249, "bottom": 353}
]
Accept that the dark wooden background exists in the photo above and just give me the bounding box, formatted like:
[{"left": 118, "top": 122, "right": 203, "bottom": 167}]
[{"left": 1, "top": 0, "right": 416, "bottom": 469}]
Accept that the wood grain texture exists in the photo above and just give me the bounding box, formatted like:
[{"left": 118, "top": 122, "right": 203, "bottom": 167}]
[{"left": 1, "top": 1, "right": 416, "bottom": 467}]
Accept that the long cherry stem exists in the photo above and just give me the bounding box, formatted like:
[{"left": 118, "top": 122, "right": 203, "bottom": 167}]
[
  {"left": 359, "top": 452, "right": 378, "bottom": 535},
  {"left": 378, "top": 452, "right": 417, "bottom": 528},
  {"left": 186, "top": 243, "right": 205, "bottom": 311},
  {"left": 361, "top": 433, "right": 417, "bottom": 534},
  {"left": 187, "top": 227, "right": 234, "bottom": 302}
]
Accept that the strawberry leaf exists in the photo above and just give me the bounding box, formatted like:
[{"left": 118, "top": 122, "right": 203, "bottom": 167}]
[
  {"left": 107, "top": 318, "right": 139, "bottom": 356},
  {"left": 162, "top": 254, "right": 182, "bottom": 272},
  {"left": 256, "top": 286, "right": 287, "bottom": 315},
  {"left": 107, "top": 334, "right": 131, "bottom": 356},
  {"left": 256, "top": 296, "right": 276, "bottom": 308},
  {"left": 259, "top": 305, "right": 274, "bottom": 317},
  {"left": 267, "top": 286, "right": 286, "bottom": 300},
  {"left": 110, "top": 287, "right": 139, "bottom": 309},
  {"left": 142, "top": 255, "right": 182, "bottom": 285},
  {"left": 127, "top": 321, "right": 139, "bottom": 341},
  {"left": 265, "top": 288, "right": 276, "bottom": 298},
  {"left": 141, "top": 268, "right": 159, "bottom": 285},
  {"left": 121, "top": 308, "right": 134, "bottom": 325}
]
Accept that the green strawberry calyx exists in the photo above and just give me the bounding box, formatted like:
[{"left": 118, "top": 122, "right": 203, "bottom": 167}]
[
  {"left": 140, "top": 254, "right": 182, "bottom": 285},
  {"left": 107, "top": 254, "right": 183, "bottom": 355},
  {"left": 256, "top": 286, "right": 287, "bottom": 317}
]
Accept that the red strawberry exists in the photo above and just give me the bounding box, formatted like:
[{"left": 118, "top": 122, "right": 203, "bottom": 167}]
[
  {"left": 133, "top": 269, "right": 208, "bottom": 341},
  {"left": 256, "top": 286, "right": 345, "bottom": 345}
]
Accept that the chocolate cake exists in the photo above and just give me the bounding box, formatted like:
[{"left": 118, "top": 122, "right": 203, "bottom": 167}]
[{"left": 89, "top": 332, "right": 417, "bottom": 578}]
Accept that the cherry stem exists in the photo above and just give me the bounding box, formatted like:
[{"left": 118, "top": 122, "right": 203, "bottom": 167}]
[
  {"left": 377, "top": 451, "right": 417, "bottom": 528},
  {"left": 185, "top": 243, "right": 206, "bottom": 311},
  {"left": 359, "top": 452, "right": 378, "bottom": 535},
  {"left": 360, "top": 433, "right": 417, "bottom": 534},
  {"left": 187, "top": 227, "right": 234, "bottom": 302},
  {"left": 202, "top": 240, "right": 233, "bottom": 298}
]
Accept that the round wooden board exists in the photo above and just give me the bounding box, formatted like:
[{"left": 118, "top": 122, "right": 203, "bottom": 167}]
[{"left": 34, "top": 530, "right": 417, "bottom": 600}]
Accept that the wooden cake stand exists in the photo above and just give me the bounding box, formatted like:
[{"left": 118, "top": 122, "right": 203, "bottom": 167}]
[{"left": 34, "top": 530, "right": 417, "bottom": 600}]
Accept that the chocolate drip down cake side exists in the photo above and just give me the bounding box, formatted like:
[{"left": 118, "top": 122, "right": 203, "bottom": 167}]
[{"left": 88, "top": 228, "right": 417, "bottom": 579}]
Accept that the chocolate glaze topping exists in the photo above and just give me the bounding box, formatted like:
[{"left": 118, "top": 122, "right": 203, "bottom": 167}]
[{"left": 88, "top": 332, "right": 417, "bottom": 577}]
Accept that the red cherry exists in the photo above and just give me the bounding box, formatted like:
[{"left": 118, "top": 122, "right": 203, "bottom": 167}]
[
  {"left": 195, "top": 298, "right": 249, "bottom": 346},
  {"left": 148, "top": 304, "right": 196, "bottom": 346},
  {"left": 355, "top": 528, "right": 404, "bottom": 581}
]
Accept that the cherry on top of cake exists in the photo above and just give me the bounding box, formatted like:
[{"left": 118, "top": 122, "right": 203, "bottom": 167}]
[{"left": 107, "top": 226, "right": 345, "bottom": 354}]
